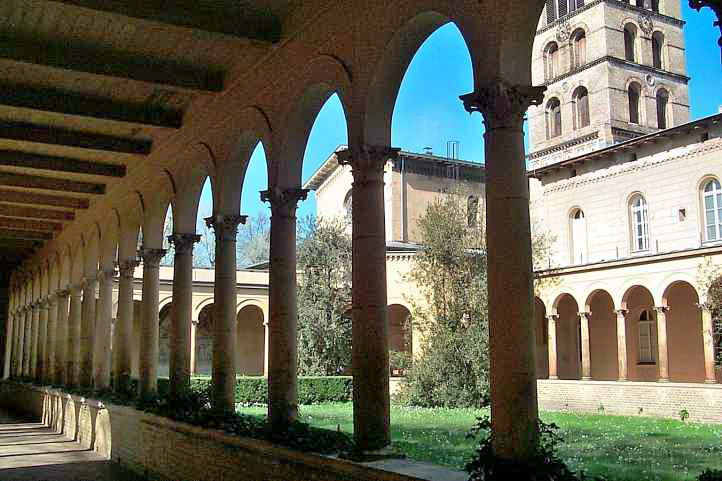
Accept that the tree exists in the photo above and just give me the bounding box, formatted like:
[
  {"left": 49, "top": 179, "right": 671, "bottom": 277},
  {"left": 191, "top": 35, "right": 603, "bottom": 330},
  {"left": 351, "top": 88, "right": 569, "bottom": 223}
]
[
  {"left": 296, "top": 217, "right": 353, "bottom": 375},
  {"left": 698, "top": 257, "right": 722, "bottom": 367},
  {"left": 237, "top": 213, "right": 270, "bottom": 267}
]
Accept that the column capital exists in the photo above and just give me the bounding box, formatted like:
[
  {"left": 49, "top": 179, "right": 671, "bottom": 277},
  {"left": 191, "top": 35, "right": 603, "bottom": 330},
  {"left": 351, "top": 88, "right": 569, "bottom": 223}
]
[
  {"left": 460, "top": 80, "right": 546, "bottom": 131},
  {"left": 545, "top": 314, "right": 559, "bottom": 322},
  {"left": 191, "top": 319, "right": 200, "bottom": 326},
  {"left": 697, "top": 302, "right": 713, "bottom": 312},
  {"left": 578, "top": 311, "right": 591, "bottom": 319},
  {"left": 38, "top": 298, "right": 50, "bottom": 309},
  {"left": 205, "top": 214, "right": 246, "bottom": 241},
  {"left": 336, "top": 146, "right": 400, "bottom": 186},
  {"left": 97, "top": 267, "right": 118, "bottom": 282},
  {"left": 653, "top": 306, "right": 669, "bottom": 314},
  {"left": 117, "top": 260, "right": 139, "bottom": 279},
  {"left": 56, "top": 288, "right": 71, "bottom": 298},
  {"left": 260, "top": 188, "right": 308, "bottom": 218},
  {"left": 70, "top": 283, "right": 83, "bottom": 296},
  {"left": 168, "top": 233, "right": 202, "bottom": 254},
  {"left": 138, "top": 248, "right": 167, "bottom": 268},
  {"left": 614, "top": 309, "right": 628, "bottom": 316},
  {"left": 81, "top": 277, "right": 98, "bottom": 291}
]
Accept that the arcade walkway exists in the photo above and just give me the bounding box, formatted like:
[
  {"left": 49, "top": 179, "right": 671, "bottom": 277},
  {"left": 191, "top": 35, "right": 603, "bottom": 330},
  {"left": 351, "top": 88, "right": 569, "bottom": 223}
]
[{"left": 0, "top": 408, "right": 143, "bottom": 481}]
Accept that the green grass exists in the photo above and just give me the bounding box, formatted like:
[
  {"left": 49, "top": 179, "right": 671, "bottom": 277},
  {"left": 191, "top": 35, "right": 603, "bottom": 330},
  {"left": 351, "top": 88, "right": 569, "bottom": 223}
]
[{"left": 238, "top": 403, "right": 722, "bottom": 481}]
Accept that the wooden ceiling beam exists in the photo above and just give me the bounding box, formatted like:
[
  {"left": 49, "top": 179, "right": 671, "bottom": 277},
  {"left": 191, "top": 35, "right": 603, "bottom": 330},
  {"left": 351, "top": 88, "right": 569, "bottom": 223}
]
[
  {"left": 0, "top": 173, "right": 105, "bottom": 194},
  {"left": 0, "top": 217, "right": 63, "bottom": 232},
  {"left": 0, "top": 120, "right": 151, "bottom": 155},
  {"left": 0, "top": 204, "right": 74, "bottom": 221},
  {"left": 0, "top": 189, "right": 88, "bottom": 209},
  {"left": 0, "top": 150, "right": 125, "bottom": 178},
  {"left": 0, "top": 34, "right": 225, "bottom": 92},
  {"left": 0, "top": 229, "right": 52, "bottom": 240},
  {"left": 0, "top": 83, "right": 183, "bottom": 129}
]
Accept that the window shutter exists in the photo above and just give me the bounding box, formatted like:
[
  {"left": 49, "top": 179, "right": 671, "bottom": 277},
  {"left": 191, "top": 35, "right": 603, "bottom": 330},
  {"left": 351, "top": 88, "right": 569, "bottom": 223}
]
[{"left": 546, "top": 0, "right": 556, "bottom": 23}]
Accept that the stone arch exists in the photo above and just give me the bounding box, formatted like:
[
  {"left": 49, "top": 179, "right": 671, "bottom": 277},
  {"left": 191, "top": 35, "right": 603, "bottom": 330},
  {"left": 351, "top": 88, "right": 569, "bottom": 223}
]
[
  {"left": 621, "top": 285, "right": 658, "bottom": 381},
  {"left": 236, "top": 303, "right": 265, "bottom": 376},
  {"left": 534, "top": 297, "right": 549, "bottom": 379},
  {"left": 158, "top": 301, "right": 174, "bottom": 378},
  {"left": 387, "top": 303, "right": 412, "bottom": 354},
  {"left": 552, "top": 293, "right": 581, "bottom": 380},
  {"left": 194, "top": 297, "right": 216, "bottom": 320},
  {"left": 662, "top": 280, "right": 706, "bottom": 382},
  {"left": 585, "top": 289, "right": 618, "bottom": 380},
  {"left": 195, "top": 302, "right": 215, "bottom": 376}
]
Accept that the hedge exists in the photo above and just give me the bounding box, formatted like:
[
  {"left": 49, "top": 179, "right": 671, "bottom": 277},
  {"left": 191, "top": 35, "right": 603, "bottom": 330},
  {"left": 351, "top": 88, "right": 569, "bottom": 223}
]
[{"left": 157, "top": 376, "right": 353, "bottom": 405}]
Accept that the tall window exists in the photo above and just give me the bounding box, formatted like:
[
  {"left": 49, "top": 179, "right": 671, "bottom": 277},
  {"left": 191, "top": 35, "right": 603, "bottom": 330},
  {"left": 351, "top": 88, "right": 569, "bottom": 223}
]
[
  {"left": 651, "top": 0, "right": 660, "bottom": 11},
  {"left": 573, "top": 86, "right": 590, "bottom": 129},
  {"left": 570, "top": 209, "right": 587, "bottom": 264},
  {"left": 703, "top": 179, "right": 722, "bottom": 242},
  {"left": 630, "top": 194, "right": 649, "bottom": 251},
  {"left": 638, "top": 309, "right": 655, "bottom": 363},
  {"left": 656, "top": 89, "right": 669, "bottom": 129},
  {"left": 624, "top": 24, "right": 637, "bottom": 62},
  {"left": 652, "top": 32, "right": 664, "bottom": 69},
  {"left": 628, "top": 82, "right": 641, "bottom": 124},
  {"left": 467, "top": 196, "right": 479, "bottom": 227},
  {"left": 544, "top": 42, "right": 560, "bottom": 80},
  {"left": 571, "top": 29, "right": 587, "bottom": 69},
  {"left": 546, "top": 0, "right": 556, "bottom": 23},
  {"left": 547, "top": 98, "right": 562, "bottom": 138},
  {"left": 343, "top": 190, "right": 352, "bottom": 222}
]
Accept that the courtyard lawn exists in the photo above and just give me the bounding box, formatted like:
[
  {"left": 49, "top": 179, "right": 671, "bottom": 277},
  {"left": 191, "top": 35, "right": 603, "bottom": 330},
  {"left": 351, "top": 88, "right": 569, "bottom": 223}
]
[{"left": 238, "top": 403, "right": 722, "bottom": 481}]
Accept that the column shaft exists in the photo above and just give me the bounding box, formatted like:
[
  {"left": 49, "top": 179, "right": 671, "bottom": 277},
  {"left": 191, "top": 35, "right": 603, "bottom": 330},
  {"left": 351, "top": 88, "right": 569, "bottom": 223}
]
[
  {"left": 615, "top": 309, "right": 628, "bottom": 381},
  {"left": 190, "top": 321, "right": 198, "bottom": 376},
  {"left": 23, "top": 307, "right": 32, "bottom": 377},
  {"left": 79, "top": 279, "right": 97, "bottom": 388},
  {"left": 114, "top": 261, "right": 137, "bottom": 393},
  {"left": 37, "top": 303, "right": 48, "bottom": 383},
  {"left": 67, "top": 288, "right": 83, "bottom": 387},
  {"left": 206, "top": 215, "right": 244, "bottom": 412},
  {"left": 45, "top": 298, "right": 58, "bottom": 384},
  {"left": 15, "top": 310, "right": 25, "bottom": 377},
  {"left": 168, "top": 234, "right": 200, "bottom": 398},
  {"left": 579, "top": 312, "right": 592, "bottom": 380},
  {"left": 701, "top": 306, "right": 717, "bottom": 383},
  {"left": 654, "top": 307, "right": 669, "bottom": 382},
  {"left": 338, "top": 148, "right": 393, "bottom": 451},
  {"left": 3, "top": 313, "right": 13, "bottom": 380},
  {"left": 30, "top": 305, "right": 39, "bottom": 380},
  {"left": 263, "top": 321, "right": 269, "bottom": 377},
  {"left": 55, "top": 292, "right": 70, "bottom": 385},
  {"left": 139, "top": 249, "right": 164, "bottom": 398},
  {"left": 547, "top": 315, "right": 558, "bottom": 380},
  {"left": 94, "top": 270, "right": 114, "bottom": 390}
]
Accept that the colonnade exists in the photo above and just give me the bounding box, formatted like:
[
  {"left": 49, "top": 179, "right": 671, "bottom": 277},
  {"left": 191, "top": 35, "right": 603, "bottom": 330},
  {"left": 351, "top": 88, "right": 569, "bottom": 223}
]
[{"left": 2, "top": 80, "right": 542, "bottom": 457}]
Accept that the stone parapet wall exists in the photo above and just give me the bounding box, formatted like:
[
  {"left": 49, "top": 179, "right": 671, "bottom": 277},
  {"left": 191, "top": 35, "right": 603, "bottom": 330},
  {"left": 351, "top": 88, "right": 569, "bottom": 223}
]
[
  {"left": 537, "top": 379, "right": 722, "bottom": 423},
  {"left": 0, "top": 382, "right": 450, "bottom": 481}
]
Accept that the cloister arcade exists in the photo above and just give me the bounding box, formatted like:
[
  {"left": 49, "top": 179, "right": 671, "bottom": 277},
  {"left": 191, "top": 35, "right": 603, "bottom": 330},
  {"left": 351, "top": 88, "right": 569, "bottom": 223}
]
[
  {"left": 1, "top": 0, "right": 720, "bottom": 466},
  {"left": 536, "top": 276, "right": 720, "bottom": 384}
]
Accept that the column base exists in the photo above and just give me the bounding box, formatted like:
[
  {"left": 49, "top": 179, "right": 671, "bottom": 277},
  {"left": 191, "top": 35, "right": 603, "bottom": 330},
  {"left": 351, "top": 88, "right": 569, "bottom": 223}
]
[
  {"left": 617, "top": 378, "right": 628, "bottom": 382},
  {"left": 581, "top": 376, "right": 592, "bottom": 381},
  {"left": 704, "top": 379, "right": 717, "bottom": 384},
  {"left": 548, "top": 376, "right": 559, "bottom": 380},
  {"left": 343, "top": 446, "right": 406, "bottom": 463},
  {"left": 657, "top": 378, "right": 670, "bottom": 383}
]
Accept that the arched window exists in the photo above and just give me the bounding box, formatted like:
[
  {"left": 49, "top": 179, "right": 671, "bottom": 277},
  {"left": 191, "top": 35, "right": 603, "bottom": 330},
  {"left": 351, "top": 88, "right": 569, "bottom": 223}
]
[
  {"left": 638, "top": 309, "right": 656, "bottom": 363},
  {"left": 656, "top": 89, "right": 669, "bottom": 129},
  {"left": 652, "top": 31, "right": 664, "bottom": 69},
  {"left": 573, "top": 86, "right": 590, "bottom": 129},
  {"left": 570, "top": 209, "right": 587, "bottom": 265},
  {"left": 544, "top": 42, "right": 560, "bottom": 80},
  {"left": 703, "top": 179, "right": 722, "bottom": 242},
  {"left": 624, "top": 24, "right": 637, "bottom": 62},
  {"left": 628, "top": 82, "right": 641, "bottom": 124},
  {"left": 571, "top": 29, "right": 587, "bottom": 69},
  {"left": 343, "top": 190, "right": 352, "bottom": 222},
  {"left": 546, "top": 98, "right": 562, "bottom": 139},
  {"left": 467, "top": 196, "right": 479, "bottom": 227},
  {"left": 629, "top": 194, "right": 649, "bottom": 252}
]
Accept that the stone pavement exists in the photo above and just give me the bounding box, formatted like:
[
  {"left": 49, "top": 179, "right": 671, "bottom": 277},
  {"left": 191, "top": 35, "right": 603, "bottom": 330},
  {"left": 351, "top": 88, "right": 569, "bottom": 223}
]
[{"left": 0, "top": 408, "right": 144, "bottom": 481}]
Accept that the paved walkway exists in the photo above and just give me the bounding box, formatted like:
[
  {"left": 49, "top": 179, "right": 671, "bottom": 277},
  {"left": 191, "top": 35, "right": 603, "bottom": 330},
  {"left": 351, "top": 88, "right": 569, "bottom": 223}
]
[{"left": 0, "top": 408, "right": 144, "bottom": 481}]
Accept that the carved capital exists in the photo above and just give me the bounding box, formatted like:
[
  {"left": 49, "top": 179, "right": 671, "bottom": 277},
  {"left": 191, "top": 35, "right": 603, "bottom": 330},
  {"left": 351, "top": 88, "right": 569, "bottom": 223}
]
[
  {"left": 117, "top": 260, "right": 139, "bottom": 279},
  {"left": 578, "top": 311, "right": 591, "bottom": 320},
  {"left": 460, "top": 80, "right": 546, "bottom": 130},
  {"left": 81, "top": 276, "right": 98, "bottom": 291},
  {"left": 614, "top": 309, "right": 628, "bottom": 316},
  {"left": 336, "top": 146, "right": 399, "bottom": 186},
  {"left": 205, "top": 215, "right": 246, "bottom": 242},
  {"left": 97, "top": 267, "right": 118, "bottom": 283},
  {"left": 138, "top": 248, "right": 166, "bottom": 268},
  {"left": 696, "top": 302, "right": 712, "bottom": 312},
  {"left": 56, "top": 289, "right": 71, "bottom": 299},
  {"left": 653, "top": 306, "right": 669, "bottom": 314},
  {"left": 260, "top": 188, "right": 308, "bottom": 218},
  {"left": 546, "top": 314, "right": 559, "bottom": 322},
  {"left": 168, "top": 233, "right": 201, "bottom": 254},
  {"left": 38, "top": 298, "right": 50, "bottom": 309}
]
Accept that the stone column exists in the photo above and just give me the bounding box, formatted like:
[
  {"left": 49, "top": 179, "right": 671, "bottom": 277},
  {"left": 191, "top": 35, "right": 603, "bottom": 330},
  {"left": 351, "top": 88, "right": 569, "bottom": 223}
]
[
  {"left": 190, "top": 320, "right": 198, "bottom": 375},
  {"left": 37, "top": 299, "right": 48, "bottom": 383},
  {"left": 338, "top": 146, "right": 397, "bottom": 452},
  {"left": 94, "top": 268, "right": 115, "bottom": 390},
  {"left": 55, "top": 290, "right": 70, "bottom": 385},
  {"left": 15, "top": 308, "right": 25, "bottom": 378},
  {"left": 30, "top": 302, "right": 40, "bottom": 380},
  {"left": 205, "top": 214, "right": 245, "bottom": 412},
  {"left": 653, "top": 306, "right": 670, "bottom": 382},
  {"left": 168, "top": 233, "right": 201, "bottom": 399},
  {"left": 615, "top": 309, "right": 628, "bottom": 381},
  {"left": 138, "top": 248, "right": 165, "bottom": 398},
  {"left": 114, "top": 260, "right": 138, "bottom": 393},
  {"left": 263, "top": 320, "right": 269, "bottom": 377},
  {"left": 45, "top": 295, "right": 58, "bottom": 384},
  {"left": 79, "top": 277, "right": 97, "bottom": 388},
  {"left": 3, "top": 312, "right": 13, "bottom": 380},
  {"left": 699, "top": 304, "right": 717, "bottom": 383},
  {"left": 578, "top": 312, "right": 592, "bottom": 380},
  {"left": 23, "top": 305, "right": 33, "bottom": 377},
  {"left": 262, "top": 188, "right": 306, "bottom": 430},
  {"left": 460, "top": 82, "right": 545, "bottom": 460},
  {"left": 67, "top": 285, "right": 83, "bottom": 387},
  {"left": 546, "top": 314, "right": 558, "bottom": 380}
]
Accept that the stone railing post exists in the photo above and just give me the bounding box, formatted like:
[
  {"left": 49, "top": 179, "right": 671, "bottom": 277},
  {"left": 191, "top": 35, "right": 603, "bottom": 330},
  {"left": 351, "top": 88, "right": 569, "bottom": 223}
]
[
  {"left": 138, "top": 248, "right": 166, "bottom": 398},
  {"left": 460, "top": 80, "right": 545, "bottom": 460},
  {"left": 653, "top": 306, "right": 670, "bottom": 382},
  {"left": 261, "top": 188, "right": 307, "bottom": 430},
  {"left": 614, "top": 309, "right": 628, "bottom": 381},
  {"left": 168, "top": 233, "right": 201, "bottom": 398},
  {"left": 114, "top": 260, "right": 138, "bottom": 393}
]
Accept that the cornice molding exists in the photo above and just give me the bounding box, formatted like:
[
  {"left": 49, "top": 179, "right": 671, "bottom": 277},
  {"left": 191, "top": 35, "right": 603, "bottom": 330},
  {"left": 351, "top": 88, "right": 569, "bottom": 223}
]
[{"left": 541, "top": 56, "right": 689, "bottom": 88}]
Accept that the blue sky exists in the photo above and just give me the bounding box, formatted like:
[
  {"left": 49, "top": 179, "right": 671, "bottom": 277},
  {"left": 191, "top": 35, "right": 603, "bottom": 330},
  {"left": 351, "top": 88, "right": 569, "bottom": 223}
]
[{"left": 196, "top": 5, "right": 722, "bottom": 226}]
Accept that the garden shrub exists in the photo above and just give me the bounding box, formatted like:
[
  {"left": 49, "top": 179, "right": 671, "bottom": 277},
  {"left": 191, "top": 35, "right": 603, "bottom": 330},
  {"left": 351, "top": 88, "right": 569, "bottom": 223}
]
[{"left": 698, "top": 469, "right": 722, "bottom": 481}]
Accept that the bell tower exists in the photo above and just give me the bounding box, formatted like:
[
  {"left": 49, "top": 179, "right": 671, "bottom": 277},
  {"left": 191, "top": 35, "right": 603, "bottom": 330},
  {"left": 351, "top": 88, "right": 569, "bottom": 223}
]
[{"left": 527, "top": 0, "right": 690, "bottom": 168}]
